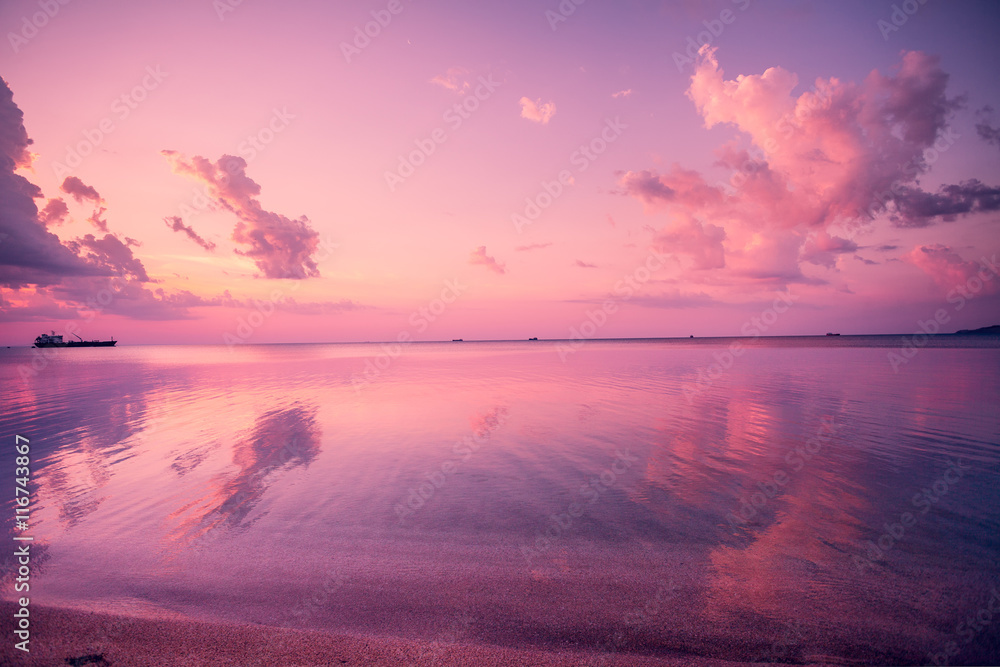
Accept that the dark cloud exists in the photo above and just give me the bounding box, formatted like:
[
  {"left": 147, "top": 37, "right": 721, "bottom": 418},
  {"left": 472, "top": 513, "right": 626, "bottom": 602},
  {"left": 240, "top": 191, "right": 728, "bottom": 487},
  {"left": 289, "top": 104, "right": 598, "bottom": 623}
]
[
  {"left": 0, "top": 78, "right": 107, "bottom": 288},
  {"left": 163, "top": 152, "right": 321, "bottom": 279},
  {"left": 619, "top": 169, "right": 678, "bottom": 204},
  {"left": 38, "top": 198, "right": 69, "bottom": 227},
  {"left": 976, "top": 105, "right": 1000, "bottom": 150},
  {"left": 66, "top": 234, "right": 150, "bottom": 282},
  {"left": 88, "top": 206, "right": 109, "bottom": 232},
  {"left": 891, "top": 179, "right": 1000, "bottom": 227},
  {"left": 164, "top": 216, "right": 216, "bottom": 251},
  {"left": 60, "top": 176, "right": 103, "bottom": 205}
]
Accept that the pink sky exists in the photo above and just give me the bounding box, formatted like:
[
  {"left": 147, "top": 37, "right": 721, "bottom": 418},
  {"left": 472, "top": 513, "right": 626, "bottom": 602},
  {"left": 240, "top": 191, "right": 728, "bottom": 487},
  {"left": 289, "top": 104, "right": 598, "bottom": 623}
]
[{"left": 1, "top": 0, "right": 999, "bottom": 344}]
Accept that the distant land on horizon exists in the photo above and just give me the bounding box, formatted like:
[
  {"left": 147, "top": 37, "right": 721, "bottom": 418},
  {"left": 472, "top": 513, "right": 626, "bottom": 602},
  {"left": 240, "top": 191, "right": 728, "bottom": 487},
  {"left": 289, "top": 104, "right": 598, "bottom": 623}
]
[{"left": 954, "top": 324, "right": 1000, "bottom": 335}]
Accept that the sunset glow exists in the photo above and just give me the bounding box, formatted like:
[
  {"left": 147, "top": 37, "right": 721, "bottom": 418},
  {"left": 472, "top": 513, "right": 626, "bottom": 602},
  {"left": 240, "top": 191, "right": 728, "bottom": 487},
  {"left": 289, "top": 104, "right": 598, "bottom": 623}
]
[{"left": 2, "top": 0, "right": 998, "bottom": 344}]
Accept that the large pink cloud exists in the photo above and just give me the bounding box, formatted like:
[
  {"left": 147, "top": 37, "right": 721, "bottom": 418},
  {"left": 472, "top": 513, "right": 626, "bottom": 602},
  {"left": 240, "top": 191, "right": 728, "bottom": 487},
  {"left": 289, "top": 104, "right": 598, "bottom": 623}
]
[
  {"left": 163, "top": 152, "right": 321, "bottom": 279},
  {"left": 905, "top": 244, "right": 999, "bottom": 294},
  {"left": 621, "top": 48, "right": 991, "bottom": 285},
  {"left": 651, "top": 217, "right": 726, "bottom": 271}
]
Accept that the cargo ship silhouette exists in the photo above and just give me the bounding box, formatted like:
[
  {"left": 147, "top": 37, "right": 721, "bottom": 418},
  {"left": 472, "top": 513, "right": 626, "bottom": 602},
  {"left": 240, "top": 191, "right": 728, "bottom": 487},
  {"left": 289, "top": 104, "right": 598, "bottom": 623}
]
[{"left": 33, "top": 332, "right": 117, "bottom": 348}]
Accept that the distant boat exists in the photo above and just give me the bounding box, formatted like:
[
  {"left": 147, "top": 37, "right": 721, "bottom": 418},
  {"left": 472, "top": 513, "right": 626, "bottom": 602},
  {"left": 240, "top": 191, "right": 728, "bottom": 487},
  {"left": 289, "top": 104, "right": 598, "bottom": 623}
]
[
  {"left": 452, "top": 339, "right": 463, "bottom": 342},
  {"left": 33, "top": 332, "right": 116, "bottom": 348},
  {"left": 528, "top": 337, "right": 538, "bottom": 341},
  {"left": 825, "top": 333, "right": 841, "bottom": 336}
]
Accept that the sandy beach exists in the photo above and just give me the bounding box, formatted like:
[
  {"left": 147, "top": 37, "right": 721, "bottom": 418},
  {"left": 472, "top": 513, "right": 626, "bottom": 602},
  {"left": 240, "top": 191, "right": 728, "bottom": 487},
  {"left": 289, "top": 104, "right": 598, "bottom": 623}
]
[{"left": 0, "top": 601, "right": 773, "bottom": 666}]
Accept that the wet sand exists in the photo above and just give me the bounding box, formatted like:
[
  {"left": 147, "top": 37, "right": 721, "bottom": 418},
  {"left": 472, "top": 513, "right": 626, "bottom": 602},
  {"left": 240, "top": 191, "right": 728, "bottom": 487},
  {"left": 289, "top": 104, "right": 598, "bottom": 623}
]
[{"left": 0, "top": 602, "right": 765, "bottom": 666}]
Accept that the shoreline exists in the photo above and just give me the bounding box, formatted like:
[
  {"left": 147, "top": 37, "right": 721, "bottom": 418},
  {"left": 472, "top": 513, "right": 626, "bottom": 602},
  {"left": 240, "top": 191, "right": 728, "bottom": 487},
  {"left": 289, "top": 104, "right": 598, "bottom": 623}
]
[{"left": 0, "top": 602, "right": 767, "bottom": 666}]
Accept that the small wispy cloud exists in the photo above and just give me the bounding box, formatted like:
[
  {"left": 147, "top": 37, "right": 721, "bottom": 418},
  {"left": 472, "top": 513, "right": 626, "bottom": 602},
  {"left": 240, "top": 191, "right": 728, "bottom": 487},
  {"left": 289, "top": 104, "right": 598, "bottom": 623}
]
[
  {"left": 469, "top": 246, "right": 506, "bottom": 274},
  {"left": 612, "top": 89, "right": 632, "bottom": 99},
  {"left": 430, "top": 67, "right": 470, "bottom": 94},
  {"left": 165, "top": 216, "right": 216, "bottom": 251},
  {"left": 514, "top": 242, "right": 552, "bottom": 252},
  {"left": 519, "top": 96, "right": 556, "bottom": 124}
]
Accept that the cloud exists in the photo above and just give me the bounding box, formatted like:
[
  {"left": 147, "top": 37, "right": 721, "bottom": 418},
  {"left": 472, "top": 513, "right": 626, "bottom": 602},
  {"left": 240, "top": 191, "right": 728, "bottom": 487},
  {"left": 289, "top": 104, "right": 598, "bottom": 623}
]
[
  {"left": 163, "top": 152, "right": 321, "bottom": 279},
  {"left": 38, "top": 198, "right": 68, "bottom": 227},
  {"left": 164, "top": 215, "right": 216, "bottom": 251},
  {"left": 799, "top": 230, "right": 859, "bottom": 268},
  {"left": 651, "top": 217, "right": 727, "bottom": 270},
  {"left": 0, "top": 78, "right": 107, "bottom": 288},
  {"left": 60, "top": 176, "right": 103, "bottom": 205},
  {"left": 574, "top": 259, "right": 598, "bottom": 268},
  {"left": 620, "top": 166, "right": 724, "bottom": 210},
  {"left": 889, "top": 180, "right": 1000, "bottom": 227},
  {"left": 620, "top": 48, "right": 989, "bottom": 284},
  {"left": 469, "top": 246, "right": 506, "bottom": 274},
  {"left": 905, "top": 244, "right": 999, "bottom": 294},
  {"left": 88, "top": 206, "right": 109, "bottom": 233},
  {"left": 612, "top": 89, "right": 633, "bottom": 99},
  {"left": 570, "top": 288, "right": 716, "bottom": 309},
  {"left": 0, "top": 78, "right": 318, "bottom": 324},
  {"left": 976, "top": 105, "right": 1000, "bottom": 150},
  {"left": 61, "top": 176, "right": 109, "bottom": 231},
  {"left": 66, "top": 233, "right": 150, "bottom": 282},
  {"left": 277, "top": 297, "right": 368, "bottom": 315},
  {"left": 519, "top": 97, "right": 557, "bottom": 124},
  {"left": 514, "top": 242, "right": 552, "bottom": 252},
  {"left": 0, "top": 77, "right": 32, "bottom": 169},
  {"left": 430, "top": 67, "right": 470, "bottom": 93},
  {"left": 627, "top": 290, "right": 717, "bottom": 309}
]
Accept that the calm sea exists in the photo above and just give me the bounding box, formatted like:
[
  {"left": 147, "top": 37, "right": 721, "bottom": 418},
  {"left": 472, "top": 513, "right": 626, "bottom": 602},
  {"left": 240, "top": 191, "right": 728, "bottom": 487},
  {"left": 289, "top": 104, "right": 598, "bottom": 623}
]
[{"left": 2, "top": 336, "right": 999, "bottom": 663}]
